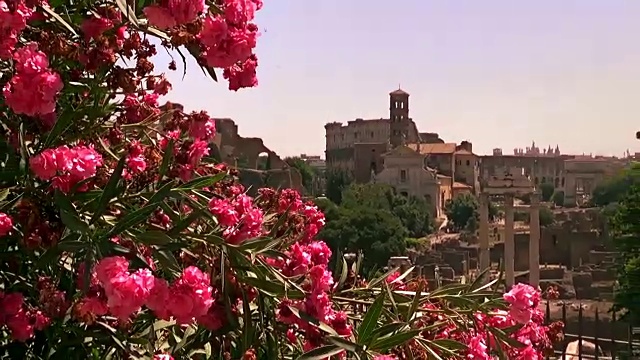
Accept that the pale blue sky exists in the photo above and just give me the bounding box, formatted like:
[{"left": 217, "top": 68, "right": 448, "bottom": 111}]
[{"left": 159, "top": 0, "right": 640, "bottom": 157}]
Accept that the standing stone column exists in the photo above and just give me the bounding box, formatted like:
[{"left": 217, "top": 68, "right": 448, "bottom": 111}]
[
  {"left": 504, "top": 194, "right": 515, "bottom": 288},
  {"left": 529, "top": 192, "right": 541, "bottom": 287},
  {"left": 479, "top": 193, "right": 490, "bottom": 273}
]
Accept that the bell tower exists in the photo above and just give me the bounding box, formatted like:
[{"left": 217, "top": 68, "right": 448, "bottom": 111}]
[{"left": 389, "top": 88, "right": 409, "bottom": 148}]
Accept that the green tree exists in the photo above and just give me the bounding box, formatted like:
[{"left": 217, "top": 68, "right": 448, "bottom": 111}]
[
  {"left": 444, "top": 193, "right": 498, "bottom": 232},
  {"left": 341, "top": 183, "right": 396, "bottom": 211},
  {"left": 285, "top": 157, "right": 316, "bottom": 193},
  {"left": 325, "top": 169, "right": 352, "bottom": 204},
  {"left": 341, "top": 183, "right": 434, "bottom": 237},
  {"left": 551, "top": 190, "right": 564, "bottom": 206},
  {"left": 591, "top": 162, "right": 640, "bottom": 207},
  {"left": 539, "top": 182, "right": 555, "bottom": 202},
  {"left": 610, "top": 184, "right": 640, "bottom": 324},
  {"left": 539, "top": 206, "right": 555, "bottom": 227},
  {"left": 319, "top": 206, "right": 408, "bottom": 272},
  {"left": 391, "top": 194, "right": 434, "bottom": 237}
]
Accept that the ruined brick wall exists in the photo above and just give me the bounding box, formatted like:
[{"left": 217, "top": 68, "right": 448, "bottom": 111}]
[{"left": 353, "top": 142, "right": 388, "bottom": 183}]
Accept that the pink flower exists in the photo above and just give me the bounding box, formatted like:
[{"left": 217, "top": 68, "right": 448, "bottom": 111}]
[
  {"left": 153, "top": 353, "right": 174, "bottom": 360},
  {"left": 385, "top": 271, "right": 407, "bottom": 291},
  {"left": 147, "top": 278, "right": 171, "bottom": 320},
  {"left": 187, "top": 139, "right": 210, "bottom": 166},
  {"left": 465, "top": 334, "right": 490, "bottom": 360},
  {"left": 168, "top": 0, "right": 206, "bottom": 24},
  {"left": 143, "top": 5, "right": 176, "bottom": 29},
  {"left": 94, "top": 256, "right": 130, "bottom": 285},
  {"left": 0, "top": 212, "right": 13, "bottom": 236},
  {"left": 3, "top": 70, "right": 63, "bottom": 116},
  {"left": 503, "top": 283, "right": 540, "bottom": 324},
  {"left": 81, "top": 16, "right": 113, "bottom": 41},
  {"left": 374, "top": 356, "right": 397, "bottom": 360},
  {"left": 144, "top": 0, "right": 205, "bottom": 29},
  {"left": 6, "top": 310, "right": 34, "bottom": 342},
  {"left": 223, "top": 55, "right": 258, "bottom": 91},
  {"left": 167, "top": 266, "right": 214, "bottom": 324},
  {"left": 209, "top": 198, "right": 240, "bottom": 227},
  {"left": 12, "top": 42, "right": 49, "bottom": 74},
  {"left": 77, "top": 296, "right": 109, "bottom": 318}
]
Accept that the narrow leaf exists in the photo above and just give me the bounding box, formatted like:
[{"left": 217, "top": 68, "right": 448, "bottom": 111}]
[
  {"left": 296, "top": 345, "right": 343, "bottom": 360},
  {"left": 90, "top": 156, "right": 125, "bottom": 224},
  {"left": 177, "top": 173, "right": 225, "bottom": 190},
  {"left": 54, "top": 190, "right": 89, "bottom": 233},
  {"left": 358, "top": 291, "right": 385, "bottom": 345}
]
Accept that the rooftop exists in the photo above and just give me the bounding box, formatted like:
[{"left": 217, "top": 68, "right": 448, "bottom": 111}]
[
  {"left": 407, "top": 142, "right": 457, "bottom": 154},
  {"left": 389, "top": 88, "right": 409, "bottom": 96}
]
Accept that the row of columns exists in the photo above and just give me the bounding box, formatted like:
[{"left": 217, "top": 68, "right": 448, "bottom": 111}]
[{"left": 478, "top": 192, "right": 541, "bottom": 288}]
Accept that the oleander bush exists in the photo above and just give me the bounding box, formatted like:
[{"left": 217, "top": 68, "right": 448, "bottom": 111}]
[{"left": 0, "top": 1, "right": 563, "bottom": 359}]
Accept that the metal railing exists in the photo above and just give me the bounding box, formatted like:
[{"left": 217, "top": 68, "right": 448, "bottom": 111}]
[{"left": 539, "top": 300, "right": 640, "bottom": 360}]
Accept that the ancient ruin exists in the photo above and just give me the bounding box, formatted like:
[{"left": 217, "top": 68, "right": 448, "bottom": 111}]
[{"left": 479, "top": 167, "right": 538, "bottom": 287}]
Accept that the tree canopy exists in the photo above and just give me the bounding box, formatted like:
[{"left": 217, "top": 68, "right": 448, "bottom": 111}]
[
  {"left": 325, "top": 169, "right": 352, "bottom": 204},
  {"left": 444, "top": 193, "right": 497, "bottom": 232},
  {"left": 320, "top": 206, "right": 408, "bottom": 273},
  {"left": 539, "top": 182, "right": 555, "bottom": 202},
  {"left": 317, "top": 183, "right": 434, "bottom": 272},
  {"left": 591, "top": 162, "right": 640, "bottom": 207},
  {"left": 610, "top": 184, "right": 640, "bottom": 324}
]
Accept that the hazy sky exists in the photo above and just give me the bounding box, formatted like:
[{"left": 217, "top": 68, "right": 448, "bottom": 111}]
[{"left": 158, "top": 0, "right": 640, "bottom": 157}]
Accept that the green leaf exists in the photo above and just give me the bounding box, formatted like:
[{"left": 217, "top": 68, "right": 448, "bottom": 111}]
[
  {"left": 336, "top": 255, "right": 348, "bottom": 291},
  {"left": 105, "top": 204, "right": 157, "bottom": 238},
  {"left": 370, "top": 329, "right": 422, "bottom": 352},
  {"left": 326, "top": 336, "right": 359, "bottom": 353},
  {"left": 157, "top": 139, "right": 174, "bottom": 182},
  {"left": 40, "top": 4, "right": 78, "bottom": 36},
  {"left": 296, "top": 345, "right": 343, "bottom": 360},
  {"left": 241, "top": 277, "right": 303, "bottom": 299},
  {"left": 389, "top": 266, "right": 415, "bottom": 285},
  {"left": 153, "top": 248, "right": 181, "bottom": 274},
  {"left": 368, "top": 266, "right": 400, "bottom": 289},
  {"left": 147, "top": 180, "right": 174, "bottom": 204},
  {"left": 177, "top": 173, "right": 225, "bottom": 190},
  {"left": 369, "top": 322, "right": 408, "bottom": 341},
  {"left": 406, "top": 282, "right": 424, "bottom": 321},
  {"left": 90, "top": 156, "right": 126, "bottom": 224},
  {"left": 54, "top": 190, "right": 89, "bottom": 234},
  {"left": 358, "top": 291, "right": 385, "bottom": 345},
  {"left": 137, "top": 230, "right": 174, "bottom": 245}
]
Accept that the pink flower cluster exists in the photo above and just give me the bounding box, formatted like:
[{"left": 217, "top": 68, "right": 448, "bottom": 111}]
[
  {"left": 209, "top": 193, "right": 264, "bottom": 244},
  {"left": 0, "top": 211, "right": 12, "bottom": 236},
  {"left": 144, "top": 0, "right": 207, "bottom": 29},
  {"left": 81, "top": 256, "right": 217, "bottom": 327},
  {"left": 461, "top": 283, "right": 557, "bottom": 359},
  {"left": 503, "top": 283, "right": 542, "bottom": 324},
  {"left": 30, "top": 144, "right": 104, "bottom": 193},
  {"left": 198, "top": 0, "right": 262, "bottom": 90},
  {"left": 0, "top": 0, "right": 34, "bottom": 59},
  {"left": 147, "top": 266, "right": 214, "bottom": 324},
  {"left": 3, "top": 42, "right": 64, "bottom": 116},
  {"left": 94, "top": 256, "right": 155, "bottom": 319},
  {"left": 0, "top": 292, "right": 49, "bottom": 342},
  {"left": 258, "top": 192, "right": 351, "bottom": 352}
]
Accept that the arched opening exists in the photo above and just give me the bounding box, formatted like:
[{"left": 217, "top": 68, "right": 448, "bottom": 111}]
[
  {"left": 554, "top": 177, "right": 560, "bottom": 188},
  {"left": 257, "top": 151, "right": 270, "bottom": 170}
]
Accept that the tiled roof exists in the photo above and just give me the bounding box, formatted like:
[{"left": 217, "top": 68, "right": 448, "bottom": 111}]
[{"left": 407, "top": 143, "right": 457, "bottom": 154}]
